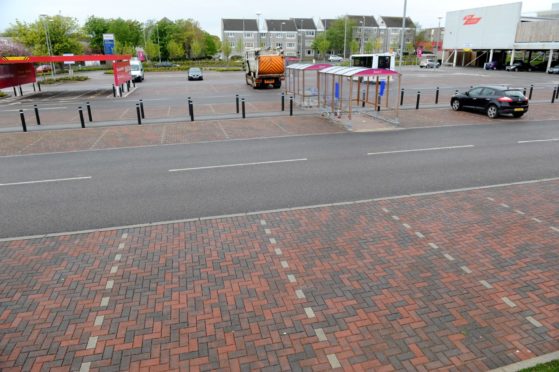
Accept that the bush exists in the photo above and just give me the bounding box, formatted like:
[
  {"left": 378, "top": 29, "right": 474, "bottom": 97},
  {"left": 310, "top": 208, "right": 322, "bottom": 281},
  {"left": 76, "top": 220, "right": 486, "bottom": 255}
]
[
  {"left": 40, "top": 76, "right": 90, "bottom": 84},
  {"left": 0, "top": 91, "right": 8, "bottom": 98}
]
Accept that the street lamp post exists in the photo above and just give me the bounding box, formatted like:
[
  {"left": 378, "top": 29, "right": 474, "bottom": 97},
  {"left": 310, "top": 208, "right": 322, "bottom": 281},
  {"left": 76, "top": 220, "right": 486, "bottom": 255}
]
[
  {"left": 281, "top": 22, "right": 286, "bottom": 51},
  {"left": 360, "top": 16, "right": 365, "bottom": 54},
  {"left": 398, "top": 0, "right": 408, "bottom": 69},
  {"left": 40, "top": 14, "right": 55, "bottom": 78},
  {"left": 300, "top": 19, "right": 304, "bottom": 61},
  {"left": 435, "top": 17, "right": 442, "bottom": 60},
  {"left": 256, "top": 13, "right": 261, "bottom": 48},
  {"left": 343, "top": 16, "right": 347, "bottom": 59}
]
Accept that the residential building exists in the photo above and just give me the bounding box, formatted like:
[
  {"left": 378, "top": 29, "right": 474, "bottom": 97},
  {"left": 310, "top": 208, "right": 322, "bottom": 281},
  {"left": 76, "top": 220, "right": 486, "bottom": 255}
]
[
  {"left": 346, "top": 15, "right": 380, "bottom": 54},
  {"left": 377, "top": 16, "right": 416, "bottom": 54},
  {"left": 264, "top": 19, "right": 298, "bottom": 56},
  {"left": 292, "top": 18, "right": 318, "bottom": 59},
  {"left": 221, "top": 19, "right": 258, "bottom": 57}
]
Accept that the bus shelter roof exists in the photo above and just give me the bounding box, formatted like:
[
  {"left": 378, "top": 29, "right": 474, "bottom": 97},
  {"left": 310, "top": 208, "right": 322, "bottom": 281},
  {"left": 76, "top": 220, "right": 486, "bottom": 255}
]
[
  {"left": 286, "top": 63, "right": 333, "bottom": 71},
  {"left": 319, "top": 66, "right": 399, "bottom": 76}
]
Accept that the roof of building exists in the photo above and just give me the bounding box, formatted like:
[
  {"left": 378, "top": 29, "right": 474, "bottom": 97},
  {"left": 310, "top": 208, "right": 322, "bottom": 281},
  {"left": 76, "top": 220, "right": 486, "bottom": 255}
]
[
  {"left": 292, "top": 18, "right": 317, "bottom": 30},
  {"left": 222, "top": 19, "right": 259, "bottom": 31},
  {"left": 266, "top": 19, "right": 297, "bottom": 32},
  {"left": 380, "top": 16, "right": 416, "bottom": 28},
  {"left": 321, "top": 19, "right": 338, "bottom": 30},
  {"left": 347, "top": 15, "right": 379, "bottom": 28}
]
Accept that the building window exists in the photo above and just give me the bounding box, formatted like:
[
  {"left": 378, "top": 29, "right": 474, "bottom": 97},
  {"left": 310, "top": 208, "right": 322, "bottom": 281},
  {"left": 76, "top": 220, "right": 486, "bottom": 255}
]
[
  {"left": 226, "top": 32, "right": 235, "bottom": 37},
  {"left": 287, "top": 42, "right": 295, "bottom": 48},
  {"left": 276, "top": 43, "right": 282, "bottom": 48},
  {"left": 245, "top": 42, "right": 254, "bottom": 48},
  {"left": 286, "top": 33, "right": 296, "bottom": 39},
  {"left": 245, "top": 32, "right": 253, "bottom": 38},
  {"left": 306, "top": 49, "right": 312, "bottom": 55},
  {"left": 305, "top": 31, "right": 315, "bottom": 36},
  {"left": 229, "top": 41, "right": 235, "bottom": 47}
]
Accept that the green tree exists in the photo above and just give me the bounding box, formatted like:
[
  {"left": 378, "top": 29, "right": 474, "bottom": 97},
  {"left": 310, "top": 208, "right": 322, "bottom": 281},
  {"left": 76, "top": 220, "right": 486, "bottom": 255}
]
[
  {"left": 350, "top": 39, "right": 359, "bottom": 54},
  {"left": 221, "top": 40, "right": 232, "bottom": 64},
  {"left": 373, "top": 37, "right": 383, "bottom": 52},
  {"left": 108, "top": 18, "right": 142, "bottom": 50},
  {"left": 144, "top": 40, "right": 159, "bottom": 61},
  {"left": 325, "top": 17, "right": 357, "bottom": 57},
  {"left": 83, "top": 16, "right": 109, "bottom": 53},
  {"left": 235, "top": 38, "right": 244, "bottom": 54},
  {"left": 6, "top": 15, "right": 84, "bottom": 56},
  {"left": 167, "top": 39, "right": 184, "bottom": 60},
  {"left": 364, "top": 40, "right": 373, "bottom": 54},
  {"left": 204, "top": 33, "right": 219, "bottom": 57},
  {"left": 190, "top": 38, "right": 203, "bottom": 59},
  {"left": 312, "top": 33, "right": 330, "bottom": 61}
]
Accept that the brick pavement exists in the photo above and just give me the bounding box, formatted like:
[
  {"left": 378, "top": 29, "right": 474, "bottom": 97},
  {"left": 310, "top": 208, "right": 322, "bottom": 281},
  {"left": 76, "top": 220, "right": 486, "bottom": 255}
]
[{"left": 1, "top": 179, "right": 557, "bottom": 371}]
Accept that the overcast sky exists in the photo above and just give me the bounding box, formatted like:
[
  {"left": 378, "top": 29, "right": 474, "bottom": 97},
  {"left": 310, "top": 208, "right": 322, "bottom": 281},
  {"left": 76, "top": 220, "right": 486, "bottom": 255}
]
[{"left": 0, "top": 0, "right": 554, "bottom": 37}]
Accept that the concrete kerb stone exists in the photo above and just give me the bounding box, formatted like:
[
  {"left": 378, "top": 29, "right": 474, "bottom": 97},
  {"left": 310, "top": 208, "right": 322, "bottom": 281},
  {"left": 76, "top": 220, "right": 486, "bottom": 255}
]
[{"left": 488, "top": 351, "right": 559, "bottom": 372}]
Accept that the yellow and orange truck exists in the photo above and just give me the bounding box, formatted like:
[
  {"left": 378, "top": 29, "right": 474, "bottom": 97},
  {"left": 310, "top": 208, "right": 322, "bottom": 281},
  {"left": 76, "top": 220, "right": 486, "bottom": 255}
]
[{"left": 244, "top": 49, "right": 285, "bottom": 89}]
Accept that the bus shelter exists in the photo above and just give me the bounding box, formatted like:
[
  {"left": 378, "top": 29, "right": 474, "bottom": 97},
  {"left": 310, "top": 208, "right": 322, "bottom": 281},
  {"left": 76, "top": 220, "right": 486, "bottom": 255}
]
[
  {"left": 317, "top": 66, "right": 401, "bottom": 120},
  {"left": 285, "top": 63, "right": 331, "bottom": 106}
]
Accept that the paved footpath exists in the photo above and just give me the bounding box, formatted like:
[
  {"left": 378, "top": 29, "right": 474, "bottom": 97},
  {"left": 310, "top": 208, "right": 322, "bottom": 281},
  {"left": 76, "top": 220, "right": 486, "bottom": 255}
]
[{"left": 0, "top": 178, "right": 557, "bottom": 371}]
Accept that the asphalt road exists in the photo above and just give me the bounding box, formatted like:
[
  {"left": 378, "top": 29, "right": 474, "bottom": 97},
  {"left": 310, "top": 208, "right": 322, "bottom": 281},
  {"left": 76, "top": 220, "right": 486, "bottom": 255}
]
[{"left": 1, "top": 120, "right": 558, "bottom": 238}]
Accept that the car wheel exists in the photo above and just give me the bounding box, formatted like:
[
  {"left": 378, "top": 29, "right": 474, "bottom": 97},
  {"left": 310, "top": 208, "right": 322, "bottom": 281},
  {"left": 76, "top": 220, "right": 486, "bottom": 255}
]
[
  {"left": 451, "top": 99, "right": 461, "bottom": 111},
  {"left": 486, "top": 104, "right": 499, "bottom": 119},
  {"left": 513, "top": 112, "right": 524, "bottom": 118}
]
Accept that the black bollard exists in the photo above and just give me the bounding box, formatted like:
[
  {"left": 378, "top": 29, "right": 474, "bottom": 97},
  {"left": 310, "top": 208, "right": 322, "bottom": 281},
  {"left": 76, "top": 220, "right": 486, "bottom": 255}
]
[
  {"left": 86, "top": 102, "right": 92, "bottom": 122},
  {"left": 416, "top": 91, "right": 421, "bottom": 110},
  {"left": 281, "top": 93, "right": 285, "bottom": 111},
  {"left": 362, "top": 91, "right": 366, "bottom": 107},
  {"left": 132, "top": 80, "right": 135, "bottom": 88},
  {"left": 523, "top": 88, "right": 527, "bottom": 96},
  {"left": 400, "top": 88, "right": 404, "bottom": 106},
  {"left": 556, "top": 85, "right": 559, "bottom": 99},
  {"left": 79, "top": 106, "right": 85, "bottom": 128},
  {"left": 189, "top": 100, "right": 194, "bottom": 121},
  {"left": 553, "top": 87, "right": 557, "bottom": 104},
  {"left": 19, "top": 86, "right": 23, "bottom": 96},
  {"left": 19, "top": 110, "right": 27, "bottom": 132},
  {"left": 33, "top": 83, "right": 36, "bottom": 92},
  {"left": 529, "top": 85, "right": 533, "bottom": 100},
  {"left": 136, "top": 103, "right": 142, "bottom": 125},
  {"left": 119, "top": 85, "right": 123, "bottom": 97},
  {"left": 37, "top": 81, "right": 41, "bottom": 92},
  {"left": 377, "top": 96, "right": 381, "bottom": 112},
  {"left": 289, "top": 96, "right": 293, "bottom": 116},
  {"left": 435, "top": 87, "right": 440, "bottom": 104},
  {"left": 112, "top": 84, "right": 116, "bottom": 97},
  {"left": 13, "top": 86, "right": 17, "bottom": 97},
  {"left": 236, "top": 94, "right": 240, "bottom": 114},
  {"left": 140, "top": 99, "right": 145, "bottom": 119},
  {"left": 241, "top": 98, "right": 246, "bottom": 119},
  {"left": 34, "top": 105, "right": 41, "bottom": 125}
]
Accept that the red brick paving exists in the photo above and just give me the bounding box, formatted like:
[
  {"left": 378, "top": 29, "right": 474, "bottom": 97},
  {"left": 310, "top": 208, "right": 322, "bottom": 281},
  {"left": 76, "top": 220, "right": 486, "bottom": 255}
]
[{"left": 1, "top": 179, "right": 557, "bottom": 371}]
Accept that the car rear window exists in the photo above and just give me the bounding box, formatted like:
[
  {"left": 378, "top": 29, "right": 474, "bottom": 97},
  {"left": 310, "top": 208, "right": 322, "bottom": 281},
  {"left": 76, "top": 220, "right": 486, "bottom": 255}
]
[{"left": 505, "top": 90, "right": 524, "bottom": 98}]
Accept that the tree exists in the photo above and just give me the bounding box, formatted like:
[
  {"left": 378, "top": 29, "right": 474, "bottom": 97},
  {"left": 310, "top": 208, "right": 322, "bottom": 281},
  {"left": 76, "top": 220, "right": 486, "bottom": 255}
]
[
  {"left": 350, "top": 39, "right": 359, "bottom": 54},
  {"left": 221, "top": 41, "right": 232, "bottom": 64},
  {"left": 144, "top": 40, "right": 159, "bottom": 61},
  {"left": 373, "top": 37, "right": 383, "bottom": 53},
  {"left": 108, "top": 18, "right": 142, "bottom": 50},
  {"left": 204, "top": 33, "right": 219, "bottom": 58},
  {"left": 167, "top": 39, "right": 184, "bottom": 60},
  {"left": 312, "top": 33, "right": 330, "bottom": 61},
  {"left": 235, "top": 38, "right": 244, "bottom": 55},
  {"left": 325, "top": 17, "right": 357, "bottom": 57},
  {"left": 5, "top": 15, "right": 84, "bottom": 56},
  {"left": 83, "top": 16, "right": 109, "bottom": 53},
  {"left": 364, "top": 40, "right": 374, "bottom": 54},
  {"left": 190, "top": 38, "right": 203, "bottom": 59}
]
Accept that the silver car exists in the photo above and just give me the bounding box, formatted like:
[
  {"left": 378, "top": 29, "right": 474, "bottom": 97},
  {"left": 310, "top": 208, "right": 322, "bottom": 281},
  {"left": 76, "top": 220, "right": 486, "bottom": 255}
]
[{"left": 188, "top": 67, "right": 203, "bottom": 81}]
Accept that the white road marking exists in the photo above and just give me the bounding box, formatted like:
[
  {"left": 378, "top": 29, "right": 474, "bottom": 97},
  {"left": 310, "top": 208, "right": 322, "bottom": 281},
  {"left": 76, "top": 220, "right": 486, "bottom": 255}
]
[
  {"left": 110, "top": 266, "right": 118, "bottom": 274},
  {"left": 295, "top": 289, "right": 305, "bottom": 299},
  {"left": 304, "top": 307, "right": 315, "bottom": 318},
  {"left": 270, "top": 238, "right": 277, "bottom": 244},
  {"left": 79, "top": 362, "right": 91, "bottom": 372},
  {"left": 94, "top": 315, "right": 104, "bottom": 327},
  {"left": 315, "top": 328, "right": 327, "bottom": 341},
  {"left": 86, "top": 336, "right": 98, "bottom": 349},
  {"left": 275, "top": 248, "right": 282, "bottom": 255},
  {"left": 169, "top": 158, "right": 308, "bottom": 172},
  {"left": 487, "top": 197, "right": 495, "bottom": 201},
  {"left": 280, "top": 261, "right": 289, "bottom": 268},
  {"left": 121, "top": 233, "right": 128, "bottom": 239},
  {"left": 532, "top": 218, "right": 542, "bottom": 223},
  {"left": 402, "top": 223, "right": 411, "bottom": 229},
  {"left": 415, "top": 232, "right": 425, "bottom": 239},
  {"left": 0, "top": 176, "right": 91, "bottom": 187},
  {"left": 106, "top": 280, "right": 114, "bottom": 289},
  {"left": 367, "top": 145, "right": 474, "bottom": 156},
  {"left": 480, "top": 280, "right": 493, "bottom": 289},
  {"left": 118, "top": 243, "right": 125, "bottom": 250},
  {"left": 429, "top": 243, "right": 439, "bottom": 250},
  {"left": 461, "top": 266, "right": 472, "bottom": 274},
  {"left": 260, "top": 220, "right": 267, "bottom": 226},
  {"left": 526, "top": 316, "right": 543, "bottom": 328},
  {"left": 327, "top": 354, "right": 341, "bottom": 369},
  {"left": 382, "top": 208, "right": 390, "bottom": 213},
  {"left": 265, "top": 229, "right": 271, "bottom": 235},
  {"left": 392, "top": 215, "right": 400, "bottom": 221},
  {"left": 114, "top": 254, "right": 121, "bottom": 261},
  {"left": 501, "top": 204, "right": 510, "bottom": 208},
  {"left": 100, "top": 297, "right": 110, "bottom": 307},
  {"left": 518, "top": 138, "right": 559, "bottom": 144},
  {"left": 515, "top": 210, "right": 525, "bottom": 215},
  {"left": 287, "top": 274, "right": 296, "bottom": 283},
  {"left": 443, "top": 254, "right": 455, "bottom": 261},
  {"left": 502, "top": 297, "right": 517, "bottom": 308},
  {"left": 551, "top": 227, "right": 559, "bottom": 233}
]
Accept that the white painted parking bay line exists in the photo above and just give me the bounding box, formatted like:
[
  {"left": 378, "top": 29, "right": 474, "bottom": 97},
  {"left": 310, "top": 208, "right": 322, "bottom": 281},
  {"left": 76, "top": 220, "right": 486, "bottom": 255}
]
[
  {"left": 0, "top": 176, "right": 92, "bottom": 187},
  {"left": 367, "top": 145, "right": 474, "bottom": 156},
  {"left": 518, "top": 138, "right": 559, "bottom": 144},
  {"left": 169, "top": 158, "right": 308, "bottom": 172}
]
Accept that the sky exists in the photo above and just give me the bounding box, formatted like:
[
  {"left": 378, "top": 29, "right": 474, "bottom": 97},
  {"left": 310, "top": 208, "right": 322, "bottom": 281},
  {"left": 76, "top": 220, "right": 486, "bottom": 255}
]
[{"left": 0, "top": 0, "right": 554, "bottom": 37}]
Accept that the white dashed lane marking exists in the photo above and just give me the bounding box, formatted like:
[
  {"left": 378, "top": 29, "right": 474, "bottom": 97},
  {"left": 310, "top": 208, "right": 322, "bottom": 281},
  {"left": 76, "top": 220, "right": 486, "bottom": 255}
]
[
  {"left": 287, "top": 274, "right": 296, "bottom": 283},
  {"left": 315, "top": 328, "right": 327, "bottom": 342},
  {"left": 327, "top": 354, "right": 341, "bottom": 369},
  {"left": 269, "top": 238, "right": 277, "bottom": 244},
  {"left": 415, "top": 232, "right": 425, "bottom": 239},
  {"left": 280, "top": 261, "right": 289, "bottom": 268},
  {"left": 110, "top": 266, "right": 118, "bottom": 274},
  {"left": 443, "top": 254, "right": 455, "bottom": 261},
  {"left": 500, "top": 203, "right": 510, "bottom": 208},
  {"left": 461, "top": 266, "right": 472, "bottom": 274},
  {"left": 429, "top": 243, "right": 439, "bottom": 250},
  {"left": 94, "top": 315, "right": 104, "bottom": 327},
  {"left": 274, "top": 248, "right": 282, "bottom": 255},
  {"left": 79, "top": 362, "right": 91, "bottom": 372},
  {"left": 105, "top": 280, "right": 114, "bottom": 289},
  {"left": 114, "top": 254, "right": 121, "bottom": 261},
  {"left": 526, "top": 316, "right": 543, "bottom": 328},
  {"left": 100, "top": 297, "right": 110, "bottom": 307},
  {"left": 295, "top": 289, "right": 306, "bottom": 299}
]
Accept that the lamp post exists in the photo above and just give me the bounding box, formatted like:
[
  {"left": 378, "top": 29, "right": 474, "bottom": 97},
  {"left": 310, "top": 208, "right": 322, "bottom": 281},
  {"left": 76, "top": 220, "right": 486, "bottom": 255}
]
[
  {"left": 281, "top": 22, "right": 286, "bottom": 51},
  {"left": 435, "top": 17, "right": 442, "bottom": 60},
  {"left": 343, "top": 16, "right": 347, "bottom": 59},
  {"left": 360, "top": 17, "right": 365, "bottom": 54},
  {"left": 300, "top": 19, "right": 304, "bottom": 61},
  {"left": 256, "top": 13, "right": 261, "bottom": 48},
  {"left": 398, "top": 0, "right": 408, "bottom": 69},
  {"left": 40, "top": 14, "right": 55, "bottom": 78}
]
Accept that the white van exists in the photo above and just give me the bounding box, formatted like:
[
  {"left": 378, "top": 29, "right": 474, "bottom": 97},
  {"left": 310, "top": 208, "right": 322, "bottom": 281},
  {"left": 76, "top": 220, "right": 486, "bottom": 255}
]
[{"left": 130, "top": 58, "right": 144, "bottom": 82}]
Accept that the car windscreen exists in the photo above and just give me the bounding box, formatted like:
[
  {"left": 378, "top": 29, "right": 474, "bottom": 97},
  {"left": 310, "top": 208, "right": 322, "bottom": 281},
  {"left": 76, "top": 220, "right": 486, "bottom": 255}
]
[
  {"left": 131, "top": 65, "right": 140, "bottom": 71},
  {"left": 505, "top": 90, "right": 524, "bottom": 98},
  {"left": 190, "top": 68, "right": 201, "bottom": 73}
]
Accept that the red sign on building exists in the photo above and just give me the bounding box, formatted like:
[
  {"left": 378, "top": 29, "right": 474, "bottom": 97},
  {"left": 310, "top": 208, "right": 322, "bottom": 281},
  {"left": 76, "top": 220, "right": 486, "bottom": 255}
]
[
  {"left": 113, "top": 61, "right": 131, "bottom": 86},
  {"left": 463, "top": 14, "right": 482, "bottom": 25},
  {"left": 0, "top": 63, "right": 36, "bottom": 89}
]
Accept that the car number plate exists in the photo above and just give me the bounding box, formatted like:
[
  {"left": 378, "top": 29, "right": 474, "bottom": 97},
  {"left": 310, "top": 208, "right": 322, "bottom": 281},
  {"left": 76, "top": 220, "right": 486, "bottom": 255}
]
[
  {"left": 264, "top": 80, "right": 274, "bottom": 84},
  {"left": 514, "top": 108, "right": 524, "bottom": 112}
]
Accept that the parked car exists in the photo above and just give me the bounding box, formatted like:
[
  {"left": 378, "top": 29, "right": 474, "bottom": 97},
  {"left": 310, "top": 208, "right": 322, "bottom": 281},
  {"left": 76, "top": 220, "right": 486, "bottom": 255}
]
[
  {"left": 450, "top": 86, "right": 529, "bottom": 119},
  {"left": 154, "top": 61, "right": 178, "bottom": 68},
  {"left": 530, "top": 62, "right": 548, "bottom": 72},
  {"left": 419, "top": 59, "right": 440, "bottom": 68},
  {"left": 548, "top": 65, "right": 559, "bottom": 74},
  {"left": 187, "top": 67, "right": 203, "bottom": 81},
  {"left": 484, "top": 61, "right": 504, "bottom": 70},
  {"left": 36, "top": 64, "right": 52, "bottom": 73},
  {"left": 328, "top": 55, "right": 343, "bottom": 62},
  {"left": 505, "top": 61, "right": 532, "bottom": 72}
]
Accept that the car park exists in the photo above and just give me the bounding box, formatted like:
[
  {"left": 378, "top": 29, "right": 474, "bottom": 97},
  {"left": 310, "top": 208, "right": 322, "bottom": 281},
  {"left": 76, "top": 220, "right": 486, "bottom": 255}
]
[
  {"left": 419, "top": 59, "right": 440, "bottom": 68},
  {"left": 187, "top": 67, "right": 203, "bottom": 81},
  {"left": 328, "top": 55, "right": 343, "bottom": 62},
  {"left": 450, "top": 85, "right": 529, "bottom": 119},
  {"left": 36, "top": 64, "right": 52, "bottom": 73},
  {"left": 505, "top": 61, "right": 532, "bottom": 72}
]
